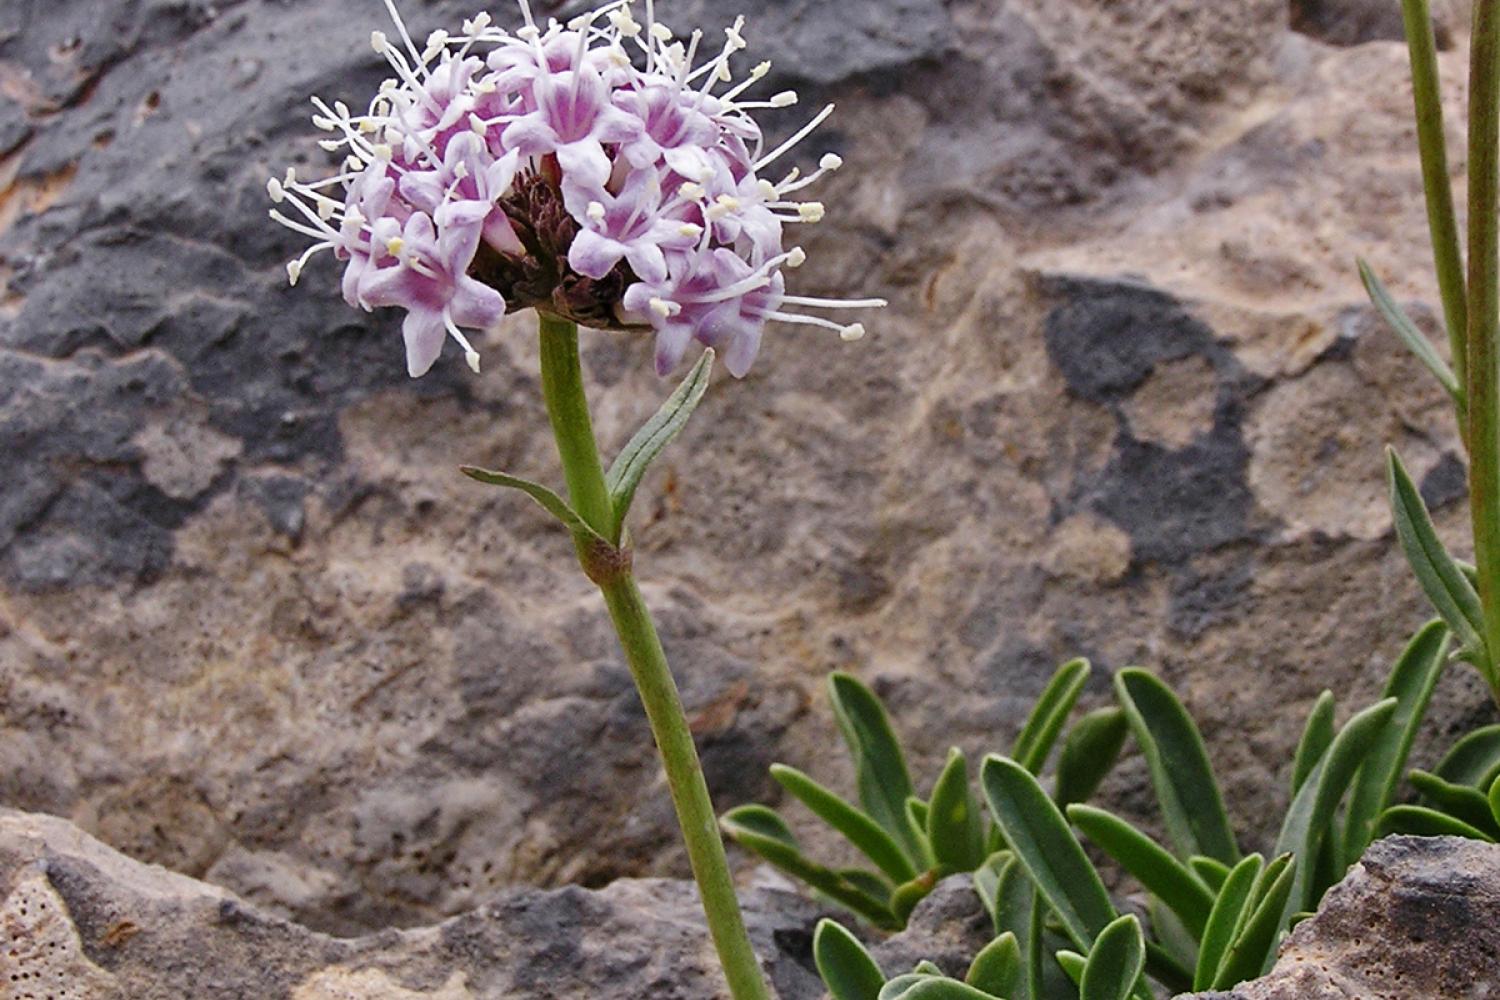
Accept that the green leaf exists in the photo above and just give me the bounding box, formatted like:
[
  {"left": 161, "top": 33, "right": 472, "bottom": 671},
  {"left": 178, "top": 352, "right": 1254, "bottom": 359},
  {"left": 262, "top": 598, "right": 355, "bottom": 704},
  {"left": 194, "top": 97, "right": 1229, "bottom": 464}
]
[
  {"left": 976, "top": 853, "right": 1039, "bottom": 1000},
  {"left": 1274, "top": 698, "right": 1397, "bottom": 916},
  {"left": 1342, "top": 620, "right": 1450, "bottom": 864},
  {"left": 891, "top": 870, "right": 941, "bottom": 927},
  {"left": 880, "top": 979, "right": 996, "bottom": 1000},
  {"left": 1054, "top": 951, "right": 1086, "bottom": 988},
  {"left": 603, "top": 348, "right": 714, "bottom": 539},
  {"left": 979, "top": 755, "right": 1117, "bottom": 950},
  {"left": 1114, "top": 669, "right": 1239, "bottom": 864},
  {"left": 1188, "top": 856, "right": 1231, "bottom": 893},
  {"left": 1378, "top": 803, "right": 1497, "bottom": 840},
  {"left": 460, "top": 466, "right": 607, "bottom": 544},
  {"left": 814, "top": 919, "right": 886, "bottom": 1000},
  {"left": 770, "top": 764, "right": 919, "bottom": 883},
  {"left": 928, "top": 749, "right": 987, "bottom": 872},
  {"left": 1081, "top": 915, "right": 1145, "bottom": 1000},
  {"left": 1290, "top": 692, "right": 1335, "bottom": 797},
  {"left": 1144, "top": 903, "right": 1198, "bottom": 994},
  {"left": 1055, "top": 707, "right": 1129, "bottom": 808},
  {"left": 1193, "top": 853, "right": 1262, "bottom": 991},
  {"left": 1067, "top": 804, "right": 1214, "bottom": 939},
  {"left": 1012, "top": 659, "right": 1090, "bottom": 774},
  {"left": 1409, "top": 769, "right": 1500, "bottom": 837},
  {"left": 828, "top": 673, "right": 925, "bottom": 863},
  {"left": 1358, "top": 258, "right": 1461, "bottom": 400},
  {"left": 720, "top": 806, "right": 897, "bottom": 927},
  {"left": 1387, "top": 448, "right": 1488, "bottom": 666},
  {"left": 1211, "top": 854, "right": 1296, "bottom": 989},
  {"left": 971, "top": 852, "right": 1010, "bottom": 933},
  {"left": 1489, "top": 772, "right": 1500, "bottom": 831},
  {"left": 966, "top": 932, "right": 1022, "bottom": 997},
  {"left": 1435, "top": 723, "right": 1500, "bottom": 787}
]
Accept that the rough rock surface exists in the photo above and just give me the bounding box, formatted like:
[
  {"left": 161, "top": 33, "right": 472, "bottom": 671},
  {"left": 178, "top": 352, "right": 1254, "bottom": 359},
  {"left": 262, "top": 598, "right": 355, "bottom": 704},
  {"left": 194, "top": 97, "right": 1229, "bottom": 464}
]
[
  {"left": 1, "top": 0, "right": 1497, "bottom": 951},
  {"left": 1176, "top": 835, "right": 1500, "bottom": 999},
  {"left": 0, "top": 808, "right": 984, "bottom": 999}
]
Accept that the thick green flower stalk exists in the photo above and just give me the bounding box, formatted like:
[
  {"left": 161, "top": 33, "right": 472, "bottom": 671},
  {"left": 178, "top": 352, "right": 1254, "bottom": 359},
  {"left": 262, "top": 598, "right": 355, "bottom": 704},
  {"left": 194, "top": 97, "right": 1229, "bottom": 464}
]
[{"left": 267, "top": 2, "right": 886, "bottom": 997}]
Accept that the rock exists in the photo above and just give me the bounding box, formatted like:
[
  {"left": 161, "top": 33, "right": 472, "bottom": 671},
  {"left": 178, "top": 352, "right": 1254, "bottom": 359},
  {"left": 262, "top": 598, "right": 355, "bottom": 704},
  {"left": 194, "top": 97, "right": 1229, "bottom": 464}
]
[
  {"left": 0, "top": 0, "right": 1495, "bottom": 955},
  {"left": 1174, "top": 835, "right": 1500, "bottom": 999},
  {"left": 0, "top": 807, "right": 834, "bottom": 999}
]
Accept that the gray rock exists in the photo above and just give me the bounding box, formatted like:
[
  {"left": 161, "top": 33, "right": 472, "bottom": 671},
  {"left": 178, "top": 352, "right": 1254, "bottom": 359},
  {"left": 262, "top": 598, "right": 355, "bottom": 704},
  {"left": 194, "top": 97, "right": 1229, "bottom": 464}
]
[
  {"left": 0, "top": 807, "right": 834, "bottom": 999},
  {"left": 1174, "top": 835, "right": 1500, "bottom": 1000},
  {"left": 1, "top": 0, "right": 1495, "bottom": 962}
]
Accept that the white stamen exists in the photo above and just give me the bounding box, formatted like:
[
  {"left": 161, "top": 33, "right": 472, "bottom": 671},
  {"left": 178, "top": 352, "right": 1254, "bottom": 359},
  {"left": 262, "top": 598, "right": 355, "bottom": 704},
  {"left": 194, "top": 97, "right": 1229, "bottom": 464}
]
[
  {"left": 371, "top": 29, "right": 389, "bottom": 53},
  {"left": 649, "top": 297, "right": 677, "bottom": 318},
  {"left": 797, "top": 202, "right": 825, "bottom": 222},
  {"left": 678, "top": 222, "right": 704, "bottom": 238},
  {"left": 266, "top": 178, "right": 285, "bottom": 202},
  {"left": 678, "top": 182, "right": 706, "bottom": 200},
  {"left": 755, "top": 103, "right": 835, "bottom": 170},
  {"left": 769, "top": 90, "right": 797, "bottom": 107},
  {"left": 385, "top": 236, "right": 405, "bottom": 256},
  {"left": 587, "top": 200, "right": 607, "bottom": 222},
  {"left": 820, "top": 153, "right": 843, "bottom": 171},
  {"left": 840, "top": 323, "right": 865, "bottom": 342},
  {"left": 786, "top": 247, "right": 806, "bottom": 267}
]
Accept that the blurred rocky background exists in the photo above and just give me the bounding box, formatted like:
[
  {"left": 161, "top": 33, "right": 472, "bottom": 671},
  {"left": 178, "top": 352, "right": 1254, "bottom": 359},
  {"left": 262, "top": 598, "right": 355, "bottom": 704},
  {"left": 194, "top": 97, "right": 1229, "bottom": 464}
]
[{"left": 0, "top": 0, "right": 1492, "bottom": 971}]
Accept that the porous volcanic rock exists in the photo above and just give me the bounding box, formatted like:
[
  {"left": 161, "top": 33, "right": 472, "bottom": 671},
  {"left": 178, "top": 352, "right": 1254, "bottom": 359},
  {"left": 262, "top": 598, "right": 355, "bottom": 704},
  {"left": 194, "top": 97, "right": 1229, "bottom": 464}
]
[
  {"left": 1175, "top": 835, "right": 1500, "bottom": 1000},
  {"left": 1, "top": 0, "right": 1496, "bottom": 950}
]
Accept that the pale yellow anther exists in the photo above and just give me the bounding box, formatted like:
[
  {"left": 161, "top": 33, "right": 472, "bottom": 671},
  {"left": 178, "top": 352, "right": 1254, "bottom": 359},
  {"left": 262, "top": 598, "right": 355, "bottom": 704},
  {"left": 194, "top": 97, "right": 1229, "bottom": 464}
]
[
  {"left": 266, "top": 178, "right": 285, "bottom": 203},
  {"left": 819, "top": 153, "right": 843, "bottom": 171},
  {"left": 840, "top": 323, "right": 866, "bottom": 342},
  {"left": 770, "top": 91, "right": 797, "bottom": 108},
  {"left": 649, "top": 297, "right": 673, "bottom": 318},
  {"left": 678, "top": 182, "right": 707, "bottom": 200},
  {"left": 465, "top": 349, "right": 482, "bottom": 374},
  {"left": 678, "top": 223, "right": 704, "bottom": 238},
  {"left": 385, "top": 236, "right": 405, "bottom": 257},
  {"left": 371, "top": 29, "right": 389, "bottom": 53},
  {"left": 650, "top": 22, "right": 673, "bottom": 41},
  {"left": 587, "top": 201, "right": 607, "bottom": 222},
  {"left": 786, "top": 247, "right": 807, "bottom": 267},
  {"left": 797, "top": 202, "right": 825, "bottom": 222},
  {"left": 756, "top": 179, "right": 776, "bottom": 199},
  {"left": 373, "top": 143, "right": 394, "bottom": 161}
]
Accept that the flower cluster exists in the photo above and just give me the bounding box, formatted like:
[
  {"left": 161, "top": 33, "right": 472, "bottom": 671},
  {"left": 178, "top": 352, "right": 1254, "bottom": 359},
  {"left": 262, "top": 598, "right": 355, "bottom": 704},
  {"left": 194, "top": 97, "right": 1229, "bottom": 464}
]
[{"left": 268, "top": 0, "right": 884, "bottom": 378}]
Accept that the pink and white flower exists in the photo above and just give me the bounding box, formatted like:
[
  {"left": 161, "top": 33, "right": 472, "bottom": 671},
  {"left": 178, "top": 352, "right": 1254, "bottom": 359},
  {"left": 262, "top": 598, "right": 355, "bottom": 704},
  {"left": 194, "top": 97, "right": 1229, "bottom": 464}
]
[{"left": 268, "top": 0, "right": 883, "bottom": 378}]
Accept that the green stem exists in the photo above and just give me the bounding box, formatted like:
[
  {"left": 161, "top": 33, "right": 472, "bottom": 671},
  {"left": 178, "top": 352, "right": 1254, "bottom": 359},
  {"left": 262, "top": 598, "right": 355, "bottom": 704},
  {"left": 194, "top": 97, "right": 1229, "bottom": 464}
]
[
  {"left": 1468, "top": 0, "right": 1500, "bottom": 696},
  {"left": 536, "top": 314, "right": 773, "bottom": 1000},
  {"left": 1404, "top": 0, "right": 1469, "bottom": 396}
]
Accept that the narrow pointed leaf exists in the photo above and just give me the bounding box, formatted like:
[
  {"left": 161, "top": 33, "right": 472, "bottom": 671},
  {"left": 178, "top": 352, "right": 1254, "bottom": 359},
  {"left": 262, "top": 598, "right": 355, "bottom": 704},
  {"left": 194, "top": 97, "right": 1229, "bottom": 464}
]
[
  {"left": 1189, "top": 856, "right": 1231, "bottom": 893},
  {"left": 460, "top": 466, "right": 606, "bottom": 544},
  {"left": 966, "top": 932, "right": 1022, "bottom": 996},
  {"left": 1147, "top": 899, "right": 1200, "bottom": 989},
  {"left": 1055, "top": 707, "right": 1130, "bottom": 808},
  {"left": 771, "top": 764, "right": 919, "bottom": 883},
  {"left": 829, "top": 672, "right": 925, "bottom": 862},
  {"left": 720, "top": 806, "right": 897, "bottom": 927},
  {"left": 1212, "top": 855, "right": 1296, "bottom": 989},
  {"left": 1358, "top": 259, "right": 1460, "bottom": 400},
  {"left": 1275, "top": 698, "right": 1397, "bottom": 916},
  {"left": 1409, "top": 769, "right": 1500, "bottom": 836},
  {"left": 1115, "top": 669, "right": 1238, "bottom": 863},
  {"left": 814, "top": 919, "right": 886, "bottom": 1000},
  {"left": 980, "top": 754, "right": 1117, "bottom": 950},
  {"left": 604, "top": 348, "right": 714, "bottom": 538},
  {"left": 1342, "top": 620, "right": 1450, "bottom": 864},
  {"left": 878, "top": 975, "right": 934, "bottom": 1000},
  {"left": 1378, "top": 803, "right": 1497, "bottom": 840},
  {"left": 1387, "top": 448, "right": 1487, "bottom": 662},
  {"left": 1193, "top": 853, "right": 1262, "bottom": 991},
  {"left": 1067, "top": 804, "right": 1214, "bottom": 938},
  {"left": 1488, "top": 772, "right": 1500, "bottom": 830},
  {"left": 1081, "top": 915, "right": 1145, "bottom": 1000},
  {"left": 891, "top": 870, "right": 941, "bottom": 926},
  {"left": 1435, "top": 723, "right": 1500, "bottom": 787},
  {"left": 1012, "top": 658, "right": 1090, "bottom": 774},
  {"left": 928, "top": 749, "right": 987, "bottom": 871},
  {"left": 1290, "top": 692, "right": 1335, "bottom": 797}
]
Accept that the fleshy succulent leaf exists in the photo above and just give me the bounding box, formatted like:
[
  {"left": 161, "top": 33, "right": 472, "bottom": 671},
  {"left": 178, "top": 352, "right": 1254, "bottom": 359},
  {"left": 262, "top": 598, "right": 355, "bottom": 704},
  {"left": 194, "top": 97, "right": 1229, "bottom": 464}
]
[
  {"left": 814, "top": 918, "right": 887, "bottom": 1000},
  {"left": 771, "top": 763, "right": 919, "bottom": 883},
  {"left": 928, "top": 748, "right": 987, "bottom": 872},
  {"left": 1054, "top": 707, "right": 1129, "bottom": 808},
  {"left": 979, "top": 755, "right": 1116, "bottom": 951},
  {"left": 1114, "top": 669, "right": 1239, "bottom": 864},
  {"left": 1067, "top": 803, "right": 1214, "bottom": 939},
  {"left": 828, "top": 672, "right": 926, "bottom": 863},
  {"left": 1193, "top": 853, "right": 1262, "bottom": 991},
  {"left": 1435, "top": 723, "right": 1500, "bottom": 788},
  {"left": 1341, "top": 620, "right": 1450, "bottom": 864},
  {"left": 1409, "top": 769, "right": 1500, "bottom": 837},
  {"left": 1080, "top": 915, "right": 1146, "bottom": 1000},
  {"left": 1012, "top": 659, "right": 1090, "bottom": 775},
  {"left": 1290, "top": 691, "right": 1336, "bottom": 797},
  {"left": 965, "top": 932, "right": 1022, "bottom": 997}
]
